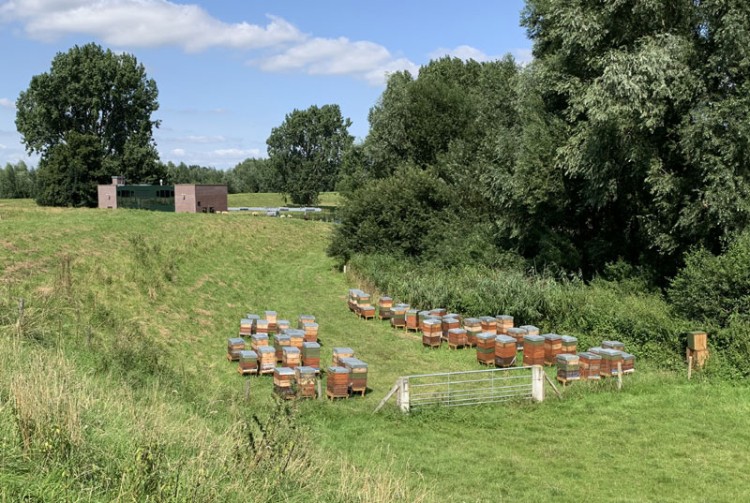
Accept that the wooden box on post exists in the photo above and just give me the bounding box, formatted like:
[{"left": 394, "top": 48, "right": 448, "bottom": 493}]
[{"left": 687, "top": 331, "right": 707, "bottom": 351}]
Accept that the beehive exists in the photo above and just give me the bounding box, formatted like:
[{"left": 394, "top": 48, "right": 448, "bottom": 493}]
[
  {"left": 332, "top": 347, "right": 354, "bottom": 366},
  {"left": 522, "top": 335, "right": 545, "bottom": 366},
  {"left": 494, "top": 335, "right": 517, "bottom": 367},
  {"left": 506, "top": 327, "right": 528, "bottom": 351},
  {"left": 274, "top": 334, "right": 291, "bottom": 362},
  {"left": 542, "top": 333, "right": 563, "bottom": 365},
  {"left": 238, "top": 350, "right": 258, "bottom": 375},
  {"left": 479, "top": 316, "right": 498, "bottom": 335},
  {"left": 277, "top": 319, "right": 291, "bottom": 333},
  {"left": 476, "top": 332, "right": 496, "bottom": 365},
  {"left": 619, "top": 351, "right": 635, "bottom": 374},
  {"left": 302, "top": 322, "right": 319, "bottom": 342},
  {"left": 578, "top": 352, "right": 601, "bottom": 380},
  {"left": 265, "top": 311, "right": 278, "bottom": 334},
  {"left": 250, "top": 333, "right": 269, "bottom": 352},
  {"left": 561, "top": 335, "right": 578, "bottom": 354},
  {"left": 295, "top": 366, "right": 317, "bottom": 398},
  {"left": 297, "top": 314, "right": 316, "bottom": 329},
  {"left": 245, "top": 314, "right": 261, "bottom": 333},
  {"left": 556, "top": 353, "right": 580, "bottom": 382},
  {"left": 446, "top": 313, "right": 462, "bottom": 324},
  {"left": 422, "top": 319, "right": 442, "bottom": 348},
  {"left": 273, "top": 367, "right": 296, "bottom": 399},
  {"left": 257, "top": 346, "right": 276, "bottom": 374},
  {"left": 430, "top": 308, "right": 447, "bottom": 318},
  {"left": 602, "top": 340, "right": 625, "bottom": 352},
  {"left": 520, "top": 325, "right": 540, "bottom": 336},
  {"left": 359, "top": 304, "right": 376, "bottom": 320},
  {"left": 441, "top": 317, "right": 460, "bottom": 341},
  {"left": 256, "top": 319, "right": 270, "bottom": 335},
  {"left": 391, "top": 305, "right": 409, "bottom": 329},
  {"left": 597, "top": 348, "right": 623, "bottom": 376},
  {"left": 282, "top": 346, "right": 301, "bottom": 369},
  {"left": 327, "top": 366, "right": 351, "bottom": 398},
  {"left": 463, "top": 318, "right": 482, "bottom": 347},
  {"left": 687, "top": 331, "right": 707, "bottom": 351},
  {"left": 348, "top": 289, "right": 363, "bottom": 311},
  {"left": 378, "top": 296, "right": 393, "bottom": 319},
  {"left": 447, "top": 328, "right": 468, "bottom": 349},
  {"left": 418, "top": 311, "right": 431, "bottom": 330},
  {"left": 286, "top": 328, "right": 305, "bottom": 349},
  {"left": 495, "top": 315, "right": 514, "bottom": 335},
  {"left": 341, "top": 357, "right": 368, "bottom": 395},
  {"left": 227, "top": 337, "right": 246, "bottom": 361},
  {"left": 239, "top": 318, "right": 254, "bottom": 336},
  {"left": 302, "top": 342, "right": 321, "bottom": 369}
]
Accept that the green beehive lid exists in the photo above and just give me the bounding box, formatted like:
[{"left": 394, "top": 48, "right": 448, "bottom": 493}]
[{"left": 239, "top": 350, "right": 258, "bottom": 362}]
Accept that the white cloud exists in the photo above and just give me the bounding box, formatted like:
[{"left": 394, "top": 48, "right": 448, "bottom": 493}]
[
  {"left": 511, "top": 48, "right": 533, "bottom": 66},
  {"left": 0, "top": 98, "right": 14, "bottom": 109},
  {"left": 184, "top": 135, "right": 226, "bottom": 144},
  {"left": 171, "top": 148, "right": 185, "bottom": 156},
  {"left": 2, "top": 0, "right": 303, "bottom": 51}
]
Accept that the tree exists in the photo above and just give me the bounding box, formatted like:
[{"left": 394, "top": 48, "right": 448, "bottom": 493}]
[
  {"left": 0, "top": 161, "right": 36, "bottom": 199},
  {"left": 16, "top": 43, "right": 162, "bottom": 207},
  {"left": 267, "top": 104, "right": 353, "bottom": 205}
]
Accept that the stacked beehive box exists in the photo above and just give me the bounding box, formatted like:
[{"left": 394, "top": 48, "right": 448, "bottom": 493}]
[
  {"left": 273, "top": 367, "right": 295, "bottom": 399},
  {"left": 480, "top": 316, "right": 498, "bottom": 335},
  {"left": 476, "top": 332, "right": 496, "bottom": 365},
  {"left": 378, "top": 296, "right": 393, "bottom": 320},
  {"left": 302, "top": 322, "right": 318, "bottom": 342},
  {"left": 282, "top": 346, "right": 301, "bottom": 369},
  {"left": 297, "top": 314, "right": 315, "bottom": 328},
  {"left": 295, "top": 366, "right": 317, "bottom": 398},
  {"left": 332, "top": 347, "right": 354, "bottom": 366},
  {"left": 561, "top": 335, "right": 578, "bottom": 354},
  {"left": 238, "top": 350, "right": 258, "bottom": 375},
  {"left": 542, "top": 333, "right": 563, "bottom": 365},
  {"left": 250, "top": 333, "right": 269, "bottom": 352},
  {"left": 404, "top": 308, "right": 418, "bottom": 330},
  {"left": 245, "top": 314, "right": 261, "bottom": 332},
  {"left": 520, "top": 325, "right": 540, "bottom": 336},
  {"left": 687, "top": 331, "right": 709, "bottom": 367},
  {"left": 256, "top": 319, "right": 270, "bottom": 335},
  {"left": 274, "top": 334, "right": 291, "bottom": 363},
  {"left": 391, "top": 305, "right": 408, "bottom": 329},
  {"left": 265, "top": 311, "right": 278, "bottom": 334},
  {"left": 258, "top": 346, "right": 276, "bottom": 374},
  {"left": 447, "top": 328, "right": 468, "bottom": 349},
  {"left": 302, "top": 342, "right": 321, "bottom": 369},
  {"left": 418, "top": 311, "right": 431, "bottom": 330},
  {"left": 356, "top": 292, "right": 376, "bottom": 319},
  {"left": 523, "top": 335, "right": 545, "bottom": 366},
  {"left": 506, "top": 327, "right": 528, "bottom": 351},
  {"left": 578, "top": 352, "right": 601, "bottom": 380},
  {"left": 277, "top": 319, "right": 291, "bottom": 333},
  {"left": 327, "top": 366, "right": 351, "bottom": 398},
  {"left": 441, "top": 317, "right": 460, "bottom": 341},
  {"left": 348, "top": 289, "right": 362, "bottom": 311},
  {"left": 463, "top": 318, "right": 482, "bottom": 347},
  {"left": 495, "top": 315, "right": 514, "bottom": 335},
  {"left": 240, "top": 318, "right": 254, "bottom": 337},
  {"left": 494, "top": 335, "right": 517, "bottom": 367},
  {"left": 602, "top": 340, "right": 625, "bottom": 352},
  {"left": 430, "top": 308, "right": 447, "bottom": 318},
  {"left": 446, "top": 313, "right": 462, "bottom": 324},
  {"left": 619, "top": 352, "right": 635, "bottom": 374},
  {"left": 422, "top": 319, "right": 443, "bottom": 348},
  {"left": 598, "top": 348, "right": 624, "bottom": 377},
  {"left": 341, "top": 357, "right": 368, "bottom": 396},
  {"left": 286, "top": 329, "right": 305, "bottom": 349},
  {"left": 227, "top": 337, "right": 246, "bottom": 361},
  {"left": 556, "top": 354, "right": 580, "bottom": 383}
]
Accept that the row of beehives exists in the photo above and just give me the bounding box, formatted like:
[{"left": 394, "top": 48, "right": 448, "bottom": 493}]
[
  {"left": 348, "top": 291, "right": 637, "bottom": 383},
  {"left": 228, "top": 312, "right": 368, "bottom": 399}
]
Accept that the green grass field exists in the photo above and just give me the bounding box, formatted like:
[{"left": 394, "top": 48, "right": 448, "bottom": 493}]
[
  {"left": 1, "top": 198, "right": 749, "bottom": 502},
  {"left": 228, "top": 191, "right": 341, "bottom": 208}
]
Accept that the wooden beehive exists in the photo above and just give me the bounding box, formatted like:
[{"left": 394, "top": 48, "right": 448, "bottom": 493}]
[
  {"left": 277, "top": 319, "right": 291, "bottom": 334},
  {"left": 250, "top": 333, "right": 269, "bottom": 352},
  {"left": 238, "top": 350, "right": 258, "bottom": 375},
  {"left": 479, "top": 316, "right": 498, "bottom": 335},
  {"left": 506, "top": 327, "right": 528, "bottom": 351},
  {"left": 542, "top": 333, "right": 563, "bottom": 366},
  {"left": 447, "top": 328, "right": 468, "bottom": 349},
  {"left": 332, "top": 347, "right": 354, "bottom": 366},
  {"left": 295, "top": 366, "right": 317, "bottom": 398},
  {"left": 348, "top": 289, "right": 362, "bottom": 312},
  {"left": 494, "top": 335, "right": 517, "bottom": 367},
  {"left": 391, "top": 305, "right": 409, "bottom": 329},
  {"left": 441, "top": 317, "right": 461, "bottom": 341},
  {"left": 297, "top": 314, "right": 316, "bottom": 329},
  {"left": 302, "top": 322, "right": 319, "bottom": 342},
  {"left": 422, "top": 319, "right": 442, "bottom": 348},
  {"left": 602, "top": 340, "right": 625, "bottom": 352},
  {"left": 285, "top": 328, "right": 305, "bottom": 349},
  {"left": 245, "top": 314, "right": 260, "bottom": 333},
  {"left": 327, "top": 366, "right": 351, "bottom": 398},
  {"left": 359, "top": 305, "right": 376, "bottom": 319},
  {"left": 687, "top": 331, "right": 707, "bottom": 351},
  {"left": 430, "top": 308, "right": 447, "bottom": 318},
  {"left": 619, "top": 351, "right": 635, "bottom": 373},
  {"left": 561, "top": 335, "right": 578, "bottom": 354},
  {"left": 239, "top": 318, "right": 254, "bottom": 336},
  {"left": 687, "top": 347, "right": 709, "bottom": 368},
  {"left": 476, "top": 332, "right": 496, "bottom": 365},
  {"left": 522, "top": 335, "right": 545, "bottom": 366},
  {"left": 227, "top": 337, "right": 246, "bottom": 361},
  {"left": 257, "top": 346, "right": 276, "bottom": 374},
  {"left": 340, "top": 357, "right": 368, "bottom": 396},
  {"left": 520, "top": 325, "right": 539, "bottom": 336},
  {"left": 495, "top": 315, "right": 514, "bottom": 335},
  {"left": 282, "top": 346, "right": 301, "bottom": 369},
  {"left": 256, "top": 319, "right": 270, "bottom": 335},
  {"left": 273, "top": 367, "right": 296, "bottom": 399},
  {"left": 578, "top": 351, "right": 601, "bottom": 380},
  {"left": 302, "top": 341, "right": 321, "bottom": 369},
  {"left": 463, "top": 318, "right": 482, "bottom": 347},
  {"left": 378, "top": 296, "right": 393, "bottom": 320},
  {"left": 274, "top": 334, "right": 291, "bottom": 362},
  {"left": 265, "top": 311, "right": 278, "bottom": 334},
  {"left": 417, "top": 311, "right": 431, "bottom": 330},
  {"left": 596, "top": 348, "right": 623, "bottom": 377},
  {"left": 556, "top": 353, "right": 580, "bottom": 383}
]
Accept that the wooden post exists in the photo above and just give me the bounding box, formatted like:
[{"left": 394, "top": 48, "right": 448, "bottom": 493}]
[
  {"left": 617, "top": 362, "right": 623, "bottom": 390},
  {"left": 531, "top": 365, "right": 545, "bottom": 402},
  {"left": 317, "top": 377, "right": 323, "bottom": 400},
  {"left": 398, "top": 378, "right": 410, "bottom": 413},
  {"left": 688, "top": 355, "right": 693, "bottom": 380},
  {"left": 373, "top": 381, "right": 401, "bottom": 414},
  {"left": 544, "top": 372, "right": 562, "bottom": 399}
]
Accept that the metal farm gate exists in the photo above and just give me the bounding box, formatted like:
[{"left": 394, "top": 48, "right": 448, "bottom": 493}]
[{"left": 375, "top": 365, "right": 545, "bottom": 413}]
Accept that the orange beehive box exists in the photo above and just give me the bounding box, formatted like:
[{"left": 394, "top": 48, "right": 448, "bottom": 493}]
[
  {"left": 282, "top": 346, "right": 301, "bottom": 369},
  {"left": 302, "top": 322, "right": 319, "bottom": 342},
  {"left": 479, "top": 316, "right": 498, "bottom": 335},
  {"left": 543, "top": 333, "right": 563, "bottom": 365},
  {"left": 495, "top": 315, "right": 514, "bottom": 335},
  {"left": 447, "top": 328, "right": 468, "bottom": 349},
  {"left": 522, "top": 335, "right": 545, "bottom": 366}
]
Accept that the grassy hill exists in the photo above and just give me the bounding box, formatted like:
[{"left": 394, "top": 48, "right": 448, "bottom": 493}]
[{"left": 1, "top": 199, "right": 749, "bottom": 502}]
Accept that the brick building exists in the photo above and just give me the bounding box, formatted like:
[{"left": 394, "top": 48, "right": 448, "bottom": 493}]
[{"left": 97, "top": 177, "right": 227, "bottom": 213}]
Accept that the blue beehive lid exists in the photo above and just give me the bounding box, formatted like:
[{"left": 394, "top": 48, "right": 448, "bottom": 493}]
[
  {"left": 495, "top": 335, "right": 516, "bottom": 345},
  {"left": 448, "top": 328, "right": 466, "bottom": 335},
  {"left": 578, "top": 351, "right": 602, "bottom": 360},
  {"left": 333, "top": 347, "right": 354, "bottom": 354},
  {"left": 328, "top": 366, "right": 350, "bottom": 374},
  {"left": 274, "top": 367, "right": 295, "bottom": 377},
  {"left": 340, "top": 357, "right": 367, "bottom": 369},
  {"left": 302, "top": 341, "right": 320, "bottom": 350},
  {"left": 556, "top": 353, "right": 578, "bottom": 363},
  {"left": 561, "top": 335, "right": 578, "bottom": 344},
  {"left": 297, "top": 366, "right": 316, "bottom": 375},
  {"left": 239, "top": 350, "right": 257, "bottom": 361},
  {"left": 258, "top": 346, "right": 275, "bottom": 355},
  {"left": 245, "top": 314, "right": 261, "bottom": 321},
  {"left": 228, "top": 337, "right": 245, "bottom": 345},
  {"left": 496, "top": 315, "right": 514, "bottom": 322},
  {"left": 251, "top": 333, "right": 268, "bottom": 341},
  {"left": 282, "top": 346, "right": 300, "bottom": 355},
  {"left": 542, "top": 333, "right": 561, "bottom": 341},
  {"left": 477, "top": 332, "right": 495, "bottom": 341}
]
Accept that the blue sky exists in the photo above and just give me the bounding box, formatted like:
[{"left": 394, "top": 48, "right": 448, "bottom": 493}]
[{"left": 0, "top": 0, "right": 531, "bottom": 169}]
